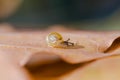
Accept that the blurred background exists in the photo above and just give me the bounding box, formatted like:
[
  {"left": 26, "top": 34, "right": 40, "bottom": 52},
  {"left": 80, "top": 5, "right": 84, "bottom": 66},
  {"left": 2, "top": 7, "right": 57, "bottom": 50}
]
[{"left": 0, "top": 0, "right": 120, "bottom": 30}]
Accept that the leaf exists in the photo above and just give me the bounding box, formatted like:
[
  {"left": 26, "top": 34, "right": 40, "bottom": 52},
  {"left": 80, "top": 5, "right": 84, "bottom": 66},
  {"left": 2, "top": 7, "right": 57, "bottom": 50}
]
[
  {"left": 61, "top": 56, "right": 120, "bottom": 80},
  {"left": 27, "top": 60, "right": 82, "bottom": 80},
  {"left": 30, "top": 56, "right": 120, "bottom": 80},
  {"left": 104, "top": 37, "right": 120, "bottom": 53},
  {"left": 0, "top": 30, "right": 119, "bottom": 65},
  {"left": 0, "top": 51, "right": 33, "bottom": 80},
  {"left": 0, "top": 26, "right": 120, "bottom": 80}
]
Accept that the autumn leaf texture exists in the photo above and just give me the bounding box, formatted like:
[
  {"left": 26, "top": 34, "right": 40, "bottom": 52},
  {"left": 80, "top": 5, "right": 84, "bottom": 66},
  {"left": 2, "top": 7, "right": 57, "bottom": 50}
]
[{"left": 0, "top": 25, "right": 120, "bottom": 80}]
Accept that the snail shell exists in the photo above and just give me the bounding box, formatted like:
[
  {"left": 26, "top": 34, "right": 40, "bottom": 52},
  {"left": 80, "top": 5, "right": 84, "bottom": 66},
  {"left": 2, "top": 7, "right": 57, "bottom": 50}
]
[{"left": 46, "top": 32, "right": 63, "bottom": 47}]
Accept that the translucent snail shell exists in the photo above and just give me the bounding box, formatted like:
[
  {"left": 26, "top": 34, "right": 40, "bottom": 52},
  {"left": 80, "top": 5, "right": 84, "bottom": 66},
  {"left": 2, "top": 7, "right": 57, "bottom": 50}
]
[{"left": 46, "top": 32, "right": 63, "bottom": 48}]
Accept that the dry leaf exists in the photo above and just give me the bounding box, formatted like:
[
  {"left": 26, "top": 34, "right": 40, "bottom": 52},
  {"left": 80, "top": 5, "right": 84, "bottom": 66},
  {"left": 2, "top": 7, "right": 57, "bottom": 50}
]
[
  {"left": 26, "top": 53, "right": 60, "bottom": 67},
  {"left": 0, "top": 30, "right": 119, "bottom": 65},
  {"left": 29, "top": 31, "right": 120, "bottom": 64},
  {"left": 27, "top": 60, "right": 82, "bottom": 80},
  {"left": 29, "top": 56, "right": 120, "bottom": 80},
  {"left": 0, "top": 26, "right": 120, "bottom": 80},
  {"left": 61, "top": 56, "right": 120, "bottom": 80},
  {"left": 0, "top": 51, "right": 33, "bottom": 80},
  {"left": 104, "top": 37, "right": 120, "bottom": 53}
]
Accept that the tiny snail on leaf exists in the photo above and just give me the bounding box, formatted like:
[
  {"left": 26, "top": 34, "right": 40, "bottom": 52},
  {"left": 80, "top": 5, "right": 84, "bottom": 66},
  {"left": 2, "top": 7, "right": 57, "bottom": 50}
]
[{"left": 46, "top": 32, "right": 82, "bottom": 49}]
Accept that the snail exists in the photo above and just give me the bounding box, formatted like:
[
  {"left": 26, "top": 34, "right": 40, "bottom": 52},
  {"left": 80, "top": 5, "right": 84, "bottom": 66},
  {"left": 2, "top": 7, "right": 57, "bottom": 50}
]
[{"left": 46, "top": 32, "right": 80, "bottom": 49}]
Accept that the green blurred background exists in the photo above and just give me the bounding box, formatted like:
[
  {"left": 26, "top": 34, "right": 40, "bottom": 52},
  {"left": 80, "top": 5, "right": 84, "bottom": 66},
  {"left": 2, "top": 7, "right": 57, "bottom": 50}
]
[{"left": 1, "top": 0, "right": 120, "bottom": 30}]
